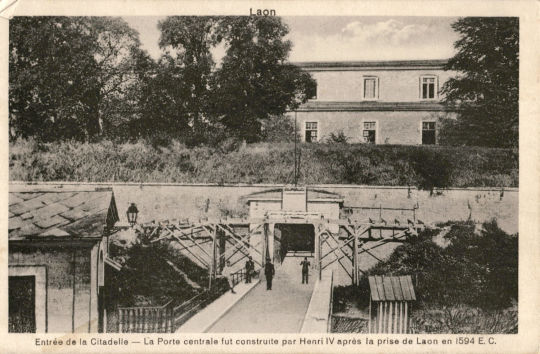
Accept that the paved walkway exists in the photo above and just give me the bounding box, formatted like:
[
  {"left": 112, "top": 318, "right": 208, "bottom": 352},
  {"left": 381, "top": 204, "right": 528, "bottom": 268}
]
[
  {"left": 177, "top": 280, "right": 260, "bottom": 333},
  {"left": 207, "top": 256, "right": 315, "bottom": 333}
]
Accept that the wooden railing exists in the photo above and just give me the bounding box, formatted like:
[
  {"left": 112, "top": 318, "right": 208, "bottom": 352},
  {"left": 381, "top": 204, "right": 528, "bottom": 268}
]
[
  {"left": 172, "top": 292, "right": 208, "bottom": 328},
  {"left": 231, "top": 268, "right": 261, "bottom": 287},
  {"left": 231, "top": 269, "right": 245, "bottom": 287},
  {"left": 118, "top": 300, "right": 174, "bottom": 333},
  {"left": 117, "top": 269, "right": 260, "bottom": 333},
  {"left": 117, "top": 288, "right": 227, "bottom": 333}
]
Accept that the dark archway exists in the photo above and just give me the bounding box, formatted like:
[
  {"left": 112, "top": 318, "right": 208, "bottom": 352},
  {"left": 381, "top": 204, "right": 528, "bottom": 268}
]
[{"left": 274, "top": 224, "right": 315, "bottom": 262}]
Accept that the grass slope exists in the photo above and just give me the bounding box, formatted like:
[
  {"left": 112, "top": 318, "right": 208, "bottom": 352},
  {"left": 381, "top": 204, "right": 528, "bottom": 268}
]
[{"left": 10, "top": 139, "right": 518, "bottom": 187}]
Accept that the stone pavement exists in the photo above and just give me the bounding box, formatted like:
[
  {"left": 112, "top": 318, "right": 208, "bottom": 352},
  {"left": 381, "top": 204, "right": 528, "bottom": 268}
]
[{"left": 206, "top": 256, "right": 316, "bottom": 333}]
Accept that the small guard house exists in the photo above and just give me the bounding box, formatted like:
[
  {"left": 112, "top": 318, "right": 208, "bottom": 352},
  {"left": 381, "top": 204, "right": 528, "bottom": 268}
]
[
  {"left": 8, "top": 186, "right": 119, "bottom": 333},
  {"left": 368, "top": 275, "right": 416, "bottom": 334}
]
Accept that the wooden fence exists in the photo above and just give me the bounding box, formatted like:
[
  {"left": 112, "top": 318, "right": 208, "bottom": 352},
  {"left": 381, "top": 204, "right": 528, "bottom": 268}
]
[
  {"left": 118, "top": 300, "right": 174, "bottom": 333},
  {"left": 117, "top": 268, "right": 260, "bottom": 333}
]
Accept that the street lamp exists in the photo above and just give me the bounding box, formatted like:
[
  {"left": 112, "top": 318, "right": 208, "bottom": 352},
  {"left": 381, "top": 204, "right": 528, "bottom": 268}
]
[{"left": 126, "top": 203, "right": 139, "bottom": 228}]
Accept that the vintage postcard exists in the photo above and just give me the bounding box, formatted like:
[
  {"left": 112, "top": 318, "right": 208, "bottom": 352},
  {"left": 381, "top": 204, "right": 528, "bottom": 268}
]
[{"left": 1, "top": 0, "right": 539, "bottom": 353}]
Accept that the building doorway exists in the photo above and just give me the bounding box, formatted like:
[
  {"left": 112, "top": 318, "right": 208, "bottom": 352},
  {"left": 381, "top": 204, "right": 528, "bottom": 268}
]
[
  {"left": 9, "top": 276, "right": 36, "bottom": 333},
  {"left": 274, "top": 224, "right": 315, "bottom": 261}
]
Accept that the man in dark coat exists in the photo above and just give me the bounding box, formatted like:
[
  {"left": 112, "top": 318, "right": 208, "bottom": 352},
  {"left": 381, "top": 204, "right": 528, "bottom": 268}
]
[
  {"left": 245, "top": 256, "right": 254, "bottom": 283},
  {"left": 300, "top": 257, "right": 311, "bottom": 284},
  {"left": 264, "top": 258, "right": 275, "bottom": 290}
]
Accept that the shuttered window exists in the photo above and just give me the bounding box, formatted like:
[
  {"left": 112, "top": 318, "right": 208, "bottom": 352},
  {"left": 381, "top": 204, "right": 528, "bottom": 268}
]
[{"left": 363, "top": 77, "right": 379, "bottom": 100}]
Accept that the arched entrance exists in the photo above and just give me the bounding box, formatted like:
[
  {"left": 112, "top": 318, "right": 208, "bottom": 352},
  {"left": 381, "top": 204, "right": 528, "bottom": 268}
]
[{"left": 274, "top": 224, "right": 315, "bottom": 262}]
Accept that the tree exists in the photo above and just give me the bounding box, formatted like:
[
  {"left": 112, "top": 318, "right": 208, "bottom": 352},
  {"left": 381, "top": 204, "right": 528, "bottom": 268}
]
[
  {"left": 211, "top": 16, "right": 316, "bottom": 142},
  {"left": 157, "top": 17, "right": 220, "bottom": 144},
  {"left": 9, "top": 17, "right": 145, "bottom": 141},
  {"left": 88, "top": 17, "right": 147, "bottom": 139},
  {"left": 10, "top": 17, "right": 98, "bottom": 140},
  {"left": 440, "top": 17, "right": 519, "bottom": 148}
]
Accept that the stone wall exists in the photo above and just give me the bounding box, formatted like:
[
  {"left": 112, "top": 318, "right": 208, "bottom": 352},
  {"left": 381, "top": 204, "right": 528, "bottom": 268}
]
[
  {"left": 12, "top": 183, "right": 518, "bottom": 288},
  {"left": 98, "top": 184, "right": 517, "bottom": 234},
  {"left": 9, "top": 243, "right": 98, "bottom": 332}
]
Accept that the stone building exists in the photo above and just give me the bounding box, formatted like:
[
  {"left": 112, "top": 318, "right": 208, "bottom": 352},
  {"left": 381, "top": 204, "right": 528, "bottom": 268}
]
[
  {"left": 291, "top": 59, "right": 455, "bottom": 145},
  {"left": 8, "top": 186, "right": 119, "bottom": 333}
]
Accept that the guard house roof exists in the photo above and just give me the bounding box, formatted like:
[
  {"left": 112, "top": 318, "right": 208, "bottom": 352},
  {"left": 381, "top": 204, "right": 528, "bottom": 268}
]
[
  {"left": 368, "top": 275, "right": 416, "bottom": 302},
  {"left": 9, "top": 186, "right": 119, "bottom": 241},
  {"left": 243, "top": 188, "right": 344, "bottom": 204}
]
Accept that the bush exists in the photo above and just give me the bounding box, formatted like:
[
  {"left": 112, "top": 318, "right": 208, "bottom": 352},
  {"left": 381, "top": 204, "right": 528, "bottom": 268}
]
[
  {"left": 326, "top": 130, "right": 349, "bottom": 144},
  {"left": 411, "top": 148, "right": 453, "bottom": 194},
  {"left": 363, "top": 220, "right": 518, "bottom": 311},
  {"left": 411, "top": 303, "right": 517, "bottom": 334},
  {"left": 116, "top": 241, "right": 209, "bottom": 307},
  {"left": 9, "top": 140, "right": 518, "bottom": 187},
  {"left": 260, "top": 114, "right": 299, "bottom": 143}
]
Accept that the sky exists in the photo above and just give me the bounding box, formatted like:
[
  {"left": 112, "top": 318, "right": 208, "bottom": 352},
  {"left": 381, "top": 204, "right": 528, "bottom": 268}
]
[{"left": 123, "top": 16, "right": 459, "bottom": 62}]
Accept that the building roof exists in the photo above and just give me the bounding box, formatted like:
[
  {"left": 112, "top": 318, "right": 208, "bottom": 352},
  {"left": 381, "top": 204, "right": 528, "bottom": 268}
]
[
  {"left": 297, "top": 100, "right": 448, "bottom": 112},
  {"left": 243, "top": 188, "right": 344, "bottom": 203},
  {"left": 293, "top": 59, "right": 448, "bottom": 71},
  {"left": 9, "top": 187, "right": 119, "bottom": 241},
  {"left": 368, "top": 275, "right": 416, "bottom": 302}
]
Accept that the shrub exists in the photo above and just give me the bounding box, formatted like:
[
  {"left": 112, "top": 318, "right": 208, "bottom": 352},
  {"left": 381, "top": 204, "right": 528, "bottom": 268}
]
[
  {"left": 411, "top": 148, "right": 453, "bottom": 194},
  {"left": 411, "top": 303, "right": 517, "bottom": 334},
  {"left": 363, "top": 220, "right": 517, "bottom": 311},
  {"left": 9, "top": 140, "right": 518, "bottom": 187},
  {"left": 326, "top": 130, "right": 349, "bottom": 144}
]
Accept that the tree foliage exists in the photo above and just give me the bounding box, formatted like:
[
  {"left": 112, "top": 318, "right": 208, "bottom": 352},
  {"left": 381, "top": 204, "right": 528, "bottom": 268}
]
[
  {"left": 9, "top": 16, "right": 145, "bottom": 141},
  {"left": 441, "top": 17, "right": 519, "bottom": 148},
  {"left": 363, "top": 220, "right": 518, "bottom": 310},
  {"left": 211, "top": 16, "right": 315, "bottom": 142},
  {"left": 9, "top": 16, "right": 316, "bottom": 145}
]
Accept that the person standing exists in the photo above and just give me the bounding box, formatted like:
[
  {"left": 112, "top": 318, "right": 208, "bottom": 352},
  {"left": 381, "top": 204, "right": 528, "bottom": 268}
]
[
  {"left": 264, "top": 258, "right": 275, "bottom": 290},
  {"left": 221, "top": 261, "right": 236, "bottom": 294},
  {"left": 245, "top": 256, "right": 254, "bottom": 283},
  {"left": 300, "top": 257, "right": 311, "bottom": 284}
]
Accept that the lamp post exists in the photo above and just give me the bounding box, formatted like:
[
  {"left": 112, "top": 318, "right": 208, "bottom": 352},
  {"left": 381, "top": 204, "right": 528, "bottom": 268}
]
[{"left": 126, "top": 203, "right": 139, "bottom": 228}]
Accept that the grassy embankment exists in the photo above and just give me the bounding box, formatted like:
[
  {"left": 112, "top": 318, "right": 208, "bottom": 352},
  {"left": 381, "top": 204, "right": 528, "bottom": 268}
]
[{"left": 10, "top": 139, "right": 518, "bottom": 187}]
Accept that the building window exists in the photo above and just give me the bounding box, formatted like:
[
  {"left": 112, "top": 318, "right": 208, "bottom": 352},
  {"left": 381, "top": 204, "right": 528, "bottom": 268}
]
[
  {"left": 422, "top": 121, "right": 436, "bottom": 144},
  {"left": 363, "top": 77, "right": 379, "bottom": 100},
  {"left": 363, "top": 121, "right": 376, "bottom": 144},
  {"left": 308, "top": 81, "right": 317, "bottom": 100},
  {"left": 420, "top": 76, "right": 437, "bottom": 99},
  {"left": 305, "top": 122, "right": 318, "bottom": 142}
]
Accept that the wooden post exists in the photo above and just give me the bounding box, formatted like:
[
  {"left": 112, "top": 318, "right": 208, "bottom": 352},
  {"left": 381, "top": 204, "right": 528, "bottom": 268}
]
[
  {"left": 378, "top": 302, "right": 382, "bottom": 333},
  {"left": 381, "top": 301, "right": 386, "bottom": 333},
  {"left": 315, "top": 226, "right": 322, "bottom": 280},
  {"left": 268, "top": 223, "right": 275, "bottom": 263},
  {"left": 263, "top": 223, "right": 268, "bottom": 266},
  {"left": 404, "top": 302, "right": 408, "bottom": 333},
  {"left": 368, "top": 298, "right": 372, "bottom": 334},
  {"left": 387, "top": 301, "right": 392, "bottom": 333},
  {"left": 352, "top": 233, "right": 358, "bottom": 286},
  {"left": 209, "top": 225, "right": 217, "bottom": 289},
  {"left": 393, "top": 302, "right": 398, "bottom": 333}
]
